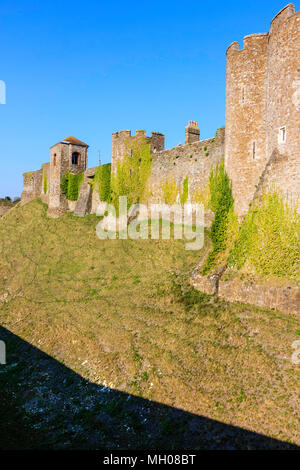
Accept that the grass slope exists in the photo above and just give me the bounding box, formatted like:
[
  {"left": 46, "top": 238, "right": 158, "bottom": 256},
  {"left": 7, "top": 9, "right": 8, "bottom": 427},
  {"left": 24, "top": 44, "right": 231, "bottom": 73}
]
[{"left": 0, "top": 199, "right": 299, "bottom": 449}]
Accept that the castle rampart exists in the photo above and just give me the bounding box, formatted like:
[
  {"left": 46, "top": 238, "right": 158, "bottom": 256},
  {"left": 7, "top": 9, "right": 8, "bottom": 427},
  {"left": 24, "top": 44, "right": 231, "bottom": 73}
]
[
  {"left": 41, "top": 163, "right": 50, "bottom": 205},
  {"left": 20, "top": 5, "right": 299, "bottom": 221},
  {"left": 225, "top": 31, "right": 269, "bottom": 216},
  {"left": 21, "top": 169, "right": 43, "bottom": 206},
  {"left": 112, "top": 130, "right": 165, "bottom": 174},
  {"left": 149, "top": 127, "right": 225, "bottom": 203},
  {"left": 265, "top": 6, "right": 300, "bottom": 206}
]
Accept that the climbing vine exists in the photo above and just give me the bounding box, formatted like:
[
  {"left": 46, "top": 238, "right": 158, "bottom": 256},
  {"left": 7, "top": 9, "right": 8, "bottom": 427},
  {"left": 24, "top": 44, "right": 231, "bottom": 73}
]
[
  {"left": 192, "top": 182, "right": 210, "bottom": 210},
  {"left": 162, "top": 177, "right": 178, "bottom": 205},
  {"left": 202, "top": 160, "right": 234, "bottom": 274},
  {"left": 179, "top": 176, "right": 189, "bottom": 206}
]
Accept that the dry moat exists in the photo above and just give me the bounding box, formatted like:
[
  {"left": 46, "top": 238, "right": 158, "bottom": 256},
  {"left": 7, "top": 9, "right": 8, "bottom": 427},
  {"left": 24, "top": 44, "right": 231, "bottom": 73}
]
[{"left": 0, "top": 201, "right": 299, "bottom": 449}]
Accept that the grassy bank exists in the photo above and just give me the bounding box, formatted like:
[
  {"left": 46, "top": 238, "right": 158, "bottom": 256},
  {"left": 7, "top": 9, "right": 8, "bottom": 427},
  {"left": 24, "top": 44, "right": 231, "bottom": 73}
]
[{"left": 0, "top": 199, "right": 299, "bottom": 449}]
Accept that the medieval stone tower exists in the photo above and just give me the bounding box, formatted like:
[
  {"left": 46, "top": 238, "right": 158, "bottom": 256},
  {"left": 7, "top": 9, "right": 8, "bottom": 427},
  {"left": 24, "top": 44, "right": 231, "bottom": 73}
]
[
  {"left": 225, "top": 4, "right": 300, "bottom": 217},
  {"left": 47, "top": 136, "right": 89, "bottom": 217},
  {"left": 21, "top": 4, "right": 299, "bottom": 222},
  {"left": 111, "top": 130, "right": 165, "bottom": 173}
]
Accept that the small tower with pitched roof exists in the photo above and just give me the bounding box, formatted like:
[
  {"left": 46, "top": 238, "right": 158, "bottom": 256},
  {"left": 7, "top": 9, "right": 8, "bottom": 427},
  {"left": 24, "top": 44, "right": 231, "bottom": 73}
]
[{"left": 47, "top": 136, "right": 89, "bottom": 217}]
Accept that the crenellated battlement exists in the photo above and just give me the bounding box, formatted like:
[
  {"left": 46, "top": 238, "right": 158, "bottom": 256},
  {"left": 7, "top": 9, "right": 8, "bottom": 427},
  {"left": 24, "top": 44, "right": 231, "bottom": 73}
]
[
  {"left": 227, "top": 4, "right": 296, "bottom": 56},
  {"left": 226, "top": 34, "right": 268, "bottom": 57},
  {"left": 112, "top": 129, "right": 163, "bottom": 139},
  {"left": 226, "top": 41, "right": 239, "bottom": 55},
  {"left": 111, "top": 128, "right": 166, "bottom": 173},
  {"left": 225, "top": 3, "right": 299, "bottom": 217},
  {"left": 243, "top": 33, "right": 268, "bottom": 49}
]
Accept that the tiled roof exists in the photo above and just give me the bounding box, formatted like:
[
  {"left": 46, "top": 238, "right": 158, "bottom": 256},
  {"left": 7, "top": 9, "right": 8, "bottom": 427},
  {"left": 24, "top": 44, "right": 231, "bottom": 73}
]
[{"left": 62, "top": 136, "right": 88, "bottom": 146}]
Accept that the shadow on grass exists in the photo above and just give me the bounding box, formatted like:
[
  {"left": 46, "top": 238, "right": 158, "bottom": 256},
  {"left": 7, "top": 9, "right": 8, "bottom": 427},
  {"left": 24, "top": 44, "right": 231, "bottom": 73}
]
[{"left": 0, "top": 326, "right": 298, "bottom": 450}]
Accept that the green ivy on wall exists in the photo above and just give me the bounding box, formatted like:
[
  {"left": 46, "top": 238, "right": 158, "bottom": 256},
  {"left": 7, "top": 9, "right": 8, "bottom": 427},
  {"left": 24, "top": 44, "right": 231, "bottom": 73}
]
[
  {"left": 202, "top": 160, "right": 234, "bottom": 274},
  {"left": 179, "top": 176, "right": 189, "bottom": 206},
  {"left": 43, "top": 171, "right": 47, "bottom": 194},
  {"left": 162, "top": 177, "right": 178, "bottom": 205},
  {"left": 111, "top": 138, "right": 152, "bottom": 211},
  {"left": 228, "top": 191, "right": 300, "bottom": 280},
  {"left": 61, "top": 173, "right": 69, "bottom": 196},
  {"left": 61, "top": 172, "right": 84, "bottom": 201},
  {"left": 93, "top": 164, "right": 111, "bottom": 202},
  {"left": 192, "top": 182, "right": 210, "bottom": 210}
]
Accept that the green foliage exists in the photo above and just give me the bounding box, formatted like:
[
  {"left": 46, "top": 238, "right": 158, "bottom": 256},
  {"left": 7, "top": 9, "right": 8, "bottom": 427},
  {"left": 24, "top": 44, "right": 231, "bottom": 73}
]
[
  {"left": 43, "top": 171, "right": 47, "bottom": 194},
  {"left": 192, "top": 182, "right": 210, "bottom": 210},
  {"left": 111, "top": 139, "right": 152, "bottom": 211},
  {"left": 162, "top": 177, "right": 178, "bottom": 205},
  {"left": 228, "top": 192, "right": 300, "bottom": 280},
  {"left": 227, "top": 210, "right": 256, "bottom": 270},
  {"left": 61, "top": 174, "right": 69, "bottom": 196},
  {"left": 202, "top": 160, "right": 234, "bottom": 274},
  {"left": 209, "top": 160, "right": 234, "bottom": 251},
  {"left": 68, "top": 173, "right": 84, "bottom": 201},
  {"left": 93, "top": 164, "right": 111, "bottom": 202},
  {"left": 179, "top": 176, "right": 189, "bottom": 206},
  {"left": 61, "top": 172, "right": 84, "bottom": 201},
  {"left": 226, "top": 206, "right": 239, "bottom": 253}
]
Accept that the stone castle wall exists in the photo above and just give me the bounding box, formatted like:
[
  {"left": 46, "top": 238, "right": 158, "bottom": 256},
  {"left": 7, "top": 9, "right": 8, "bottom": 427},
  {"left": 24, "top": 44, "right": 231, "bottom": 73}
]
[
  {"left": 266, "top": 6, "right": 300, "bottom": 206},
  {"left": 111, "top": 123, "right": 224, "bottom": 204},
  {"left": 112, "top": 130, "right": 165, "bottom": 174},
  {"left": 21, "top": 169, "right": 43, "bottom": 206},
  {"left": 225, "top": 34, "right": 268, "bottom": 217},
  {"left": 47, "top": 142, "right": 88, "bottom": 218},
  {"left": 17, "top": 5, "right": 300, "bottom": 317},
  {"left": 225, "top": 4, "right": 300, "bottom": 217}
]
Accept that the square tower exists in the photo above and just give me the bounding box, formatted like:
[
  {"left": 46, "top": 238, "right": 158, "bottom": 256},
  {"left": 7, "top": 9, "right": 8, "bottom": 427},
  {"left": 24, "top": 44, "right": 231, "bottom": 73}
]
[{"left": 111, "top": 129, "right": 165, "bottom": 174}]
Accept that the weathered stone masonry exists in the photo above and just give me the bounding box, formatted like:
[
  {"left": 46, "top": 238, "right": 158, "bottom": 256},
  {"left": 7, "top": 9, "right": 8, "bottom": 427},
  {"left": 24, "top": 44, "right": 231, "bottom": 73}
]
[
  {"left": 19, "top": 5, "right": 300, "bottom": 314},
  {"left": 111, "top": 129, "right": 165, "bottom": 175},
  {"left": 192, "top": 4, "right": 300, "bottom": 315},
  {"left": 21, "top": 136, "right": 89, "bottom": 218},
  {"left": 225, "top": 3, "right": 300, "bottom": 217},
  {"left": 21, "top": 5, "right": 299, "bottom": 219},
  {"left": 111, "top": 122, "right": 225, "bottom": 203},
  {"left": 149, "top": 126, "right": 225, "bottom": 202}
]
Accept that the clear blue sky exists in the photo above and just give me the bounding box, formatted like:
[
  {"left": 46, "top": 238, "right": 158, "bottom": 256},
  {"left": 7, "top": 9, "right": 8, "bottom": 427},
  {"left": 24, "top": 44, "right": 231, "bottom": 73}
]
[{"left": 0, "top": 1, "right": 297, "bottom": 198}]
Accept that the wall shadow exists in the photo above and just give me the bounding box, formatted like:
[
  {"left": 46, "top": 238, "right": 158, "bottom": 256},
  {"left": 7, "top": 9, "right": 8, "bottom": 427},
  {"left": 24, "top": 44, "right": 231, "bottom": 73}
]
[{"left": 0, "top": 326, "right": 298, "bottom": 450}]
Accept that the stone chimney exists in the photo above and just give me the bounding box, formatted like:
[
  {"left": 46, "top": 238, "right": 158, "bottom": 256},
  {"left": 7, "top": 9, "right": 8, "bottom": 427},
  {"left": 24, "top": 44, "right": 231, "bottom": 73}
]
[{"left": 185, "top": 121, "right": 200, "bottom": 144}]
